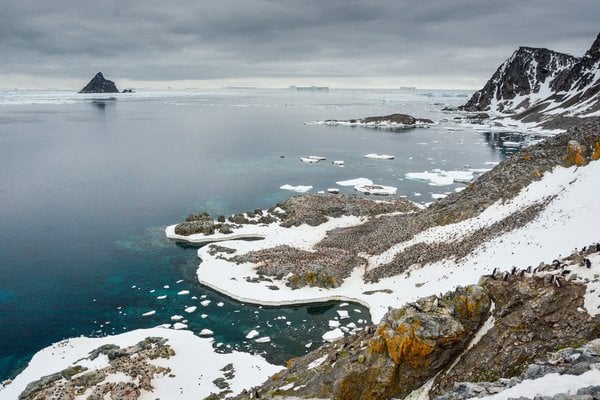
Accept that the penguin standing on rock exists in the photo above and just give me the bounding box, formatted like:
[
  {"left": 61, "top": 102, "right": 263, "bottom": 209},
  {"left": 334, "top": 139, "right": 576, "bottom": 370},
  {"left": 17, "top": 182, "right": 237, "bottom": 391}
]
[
  {"left": 502, "top": 272, "right": 509, "bottom": 281},
  {"left": 596, "top": 243, "right": 600, "bottom": 252},
  {"left": 511, "top": 266, "right": 517, "bottom": 275},
  {"left": 552, "top": 259, "right": 561, "bottom": 269},
  {"left": 585, "top": 258, "right": 592, "bottom": 268},
  {"left": 490, "top": 267, "right": 498, "bottom": 279}
]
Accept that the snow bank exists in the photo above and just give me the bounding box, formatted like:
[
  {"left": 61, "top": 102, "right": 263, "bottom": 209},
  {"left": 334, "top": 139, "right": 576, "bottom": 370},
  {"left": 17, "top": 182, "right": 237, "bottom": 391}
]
[
  {"left": 181, "top": 160, "right": 600, "bottom": 323},
  {"left": 0, "top": 328, "right": 282, "bottom": 400}
]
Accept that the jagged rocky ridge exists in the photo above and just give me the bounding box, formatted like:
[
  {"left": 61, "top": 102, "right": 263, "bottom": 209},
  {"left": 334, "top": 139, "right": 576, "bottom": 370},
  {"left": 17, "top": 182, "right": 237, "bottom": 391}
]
[
  {"left": 234, "top": 251, "right": 600, "bottom": 400},
  {"left": 79, "top": 72, "right": 119, "bottom": 93},
  {"left": 461, "top": 33, "right": 600, "bottom": 128}
]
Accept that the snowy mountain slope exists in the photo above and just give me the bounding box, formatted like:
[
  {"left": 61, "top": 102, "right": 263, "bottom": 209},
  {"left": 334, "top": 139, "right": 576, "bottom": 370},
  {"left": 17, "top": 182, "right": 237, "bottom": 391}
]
[{"left": 461, "top": 33, "right": 600, "bottom": 126}]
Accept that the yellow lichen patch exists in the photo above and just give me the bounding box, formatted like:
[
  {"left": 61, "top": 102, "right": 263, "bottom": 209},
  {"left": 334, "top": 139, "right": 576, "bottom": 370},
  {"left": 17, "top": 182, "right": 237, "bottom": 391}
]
[
  {"left": 592, "top": 141, "right": 600, "bottom": 161},
  {"left": 534, "top": 169, "right": 542, "bottom": 178},
  {"left": 523, "top": 154, "right": 532, "bottom": 161},
  {"left": 563, "top": 140, "right": 588, "bottom": 167},
  {"left": 575, "top": 153, "right": 587, "bottom": 166},
  {"left": 367, "top": 336, "right": 387, "bottom": 355},
  {"left": 286, "top": 357, "right": 298, "bottom": 368},
  {"left": 381, "top": 320, "right": 435, "bottom": 368}
]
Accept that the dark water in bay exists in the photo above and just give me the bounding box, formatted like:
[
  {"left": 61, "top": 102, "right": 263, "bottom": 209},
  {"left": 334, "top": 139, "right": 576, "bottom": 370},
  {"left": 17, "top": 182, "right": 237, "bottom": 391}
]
[{"left": 0, "top": 88, "right": 519, "bottom": 381}]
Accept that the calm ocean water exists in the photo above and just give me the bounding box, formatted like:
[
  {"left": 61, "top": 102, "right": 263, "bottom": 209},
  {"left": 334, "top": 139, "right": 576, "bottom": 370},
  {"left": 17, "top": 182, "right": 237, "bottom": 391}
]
[{"left": 0, "top": 88, "right": 517, "bottom": 381}]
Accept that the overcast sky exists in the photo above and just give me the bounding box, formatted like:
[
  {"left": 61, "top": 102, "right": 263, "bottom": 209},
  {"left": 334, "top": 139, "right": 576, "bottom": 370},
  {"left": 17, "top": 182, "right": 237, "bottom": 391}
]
[{"left": 1, "top": 0, "right": 599, "bottom": 89}]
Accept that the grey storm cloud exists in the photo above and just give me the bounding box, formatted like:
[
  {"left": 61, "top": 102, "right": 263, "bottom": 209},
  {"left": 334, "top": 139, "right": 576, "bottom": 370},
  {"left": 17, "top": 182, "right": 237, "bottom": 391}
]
[{"left": 1, "top": 0, "right": 599, "bottom": 85}]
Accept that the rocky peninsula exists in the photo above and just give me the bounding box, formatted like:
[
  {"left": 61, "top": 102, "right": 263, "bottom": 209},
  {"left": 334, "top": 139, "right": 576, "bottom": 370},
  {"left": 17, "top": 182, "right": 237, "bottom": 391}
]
[{"left": 308, "top": 113, "right": 434, "bottom": 129}]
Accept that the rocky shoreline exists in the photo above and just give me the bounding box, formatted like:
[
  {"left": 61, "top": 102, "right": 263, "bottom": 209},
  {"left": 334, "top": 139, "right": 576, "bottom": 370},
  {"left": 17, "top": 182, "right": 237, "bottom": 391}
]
[
  {"left": 233, "top": 249, "right": 600, "bottom": 400},
  {"left": 173, "top": 119, "right": 600, "bottom": 291}
]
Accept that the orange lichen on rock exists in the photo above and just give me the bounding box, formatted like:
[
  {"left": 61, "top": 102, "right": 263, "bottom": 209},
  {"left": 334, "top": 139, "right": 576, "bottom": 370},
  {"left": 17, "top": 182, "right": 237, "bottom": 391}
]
[
  {"left": 592, "top": 141, "right": 600, "bottom": 161},
  {"left": 563, "top": 140, "right": 588, "bottom": 167}
]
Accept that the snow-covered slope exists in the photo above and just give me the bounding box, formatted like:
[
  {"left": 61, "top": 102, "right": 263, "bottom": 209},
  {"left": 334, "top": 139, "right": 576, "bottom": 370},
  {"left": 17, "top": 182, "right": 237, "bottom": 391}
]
[{"left": 461, "top": 33, "right": 600, "bottom": 124}]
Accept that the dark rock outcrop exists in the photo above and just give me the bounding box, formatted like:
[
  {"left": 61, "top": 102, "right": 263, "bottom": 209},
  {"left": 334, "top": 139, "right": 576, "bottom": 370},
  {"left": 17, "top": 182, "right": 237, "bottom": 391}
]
[
  {"left": 460, "top": 47, "right": 578, "bottom": 113},
  {"left": 322, "top": 113, "right": 434, "bottom": 128},
  {"left": 236, "top": 285, "right": 491, "bottom": 400},
  {"left": 79, "top": 72, "right": 119, "bottom": 93},
  {"left": 460, "top": 32, "right": 600, "bottom": 127},
  {"left": 235, "top": 270, "right": 600, "bottom": 400}
]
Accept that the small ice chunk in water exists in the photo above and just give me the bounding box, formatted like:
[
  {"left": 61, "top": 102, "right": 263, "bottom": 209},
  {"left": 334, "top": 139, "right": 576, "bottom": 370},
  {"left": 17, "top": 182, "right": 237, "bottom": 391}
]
[
  {"left": 201, "top": 300, "right": 211, "bottom": 306},
  {"left": 322, "top": 328, "right": 344, "bottom": 342},
  {"left": 171, "top": 315, "right": 184, "bottom": 321},
  {"left": 246, "top": 330, "right": 260, "bottom": 339},
  {"left": 173, "top": 322, "right": 188, "bottom": 330},
  {"left": 255, "top": 336, "right": 271, "bottom": 343},
  {"left": 177, "top": 290, "right": 190, "bottom": 295},
  {"left": 199, "top": 329, "right": 214, "bottom": 336},
  {"left": 156, "top": 295, "right": 167, "bottom": 300},
  {"left": 329, "top": 320, "right": 340, "bottom": 328},
  {"left": 142, "top": 310, "right": 155, "bottom": 317},
  {"left": 217, "top": 302, "right": 224, "bottom": 307},
  {"left": 337, "top": 310, "right": 349, "bottom": 319},
  {"left": 184, "top": 306, "right": 197, "bottom": 313}
]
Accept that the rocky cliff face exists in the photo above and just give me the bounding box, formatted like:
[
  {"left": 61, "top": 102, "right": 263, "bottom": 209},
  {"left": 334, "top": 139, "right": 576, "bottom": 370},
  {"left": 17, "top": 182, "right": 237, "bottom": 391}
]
[
  {"left": 461, "top": 33, "right": 600, "bottom": 127},
  {"left": 79, "top": 72, "right": 119, "bottom": 93},
  {"left": 235, "top": 264, "right": 600, "bottom": 400}
]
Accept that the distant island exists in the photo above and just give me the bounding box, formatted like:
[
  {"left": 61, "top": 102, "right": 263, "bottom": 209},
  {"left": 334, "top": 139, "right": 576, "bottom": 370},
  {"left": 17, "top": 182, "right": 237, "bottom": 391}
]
[{"left": 79, "top": 72, "right": 120, "bottom": 93}]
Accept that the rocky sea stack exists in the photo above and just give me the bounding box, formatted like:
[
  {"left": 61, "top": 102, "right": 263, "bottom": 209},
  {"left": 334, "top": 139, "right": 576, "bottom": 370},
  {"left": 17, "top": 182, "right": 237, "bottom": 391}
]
[{"left": 79, "top": 72, "right": 119, "bottom": 93}]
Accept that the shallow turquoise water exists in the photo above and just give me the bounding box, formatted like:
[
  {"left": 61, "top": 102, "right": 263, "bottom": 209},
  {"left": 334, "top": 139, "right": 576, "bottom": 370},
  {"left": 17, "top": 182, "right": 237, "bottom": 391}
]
[{"left": 0, "top": 88, "right": 517, "bottom": 380}]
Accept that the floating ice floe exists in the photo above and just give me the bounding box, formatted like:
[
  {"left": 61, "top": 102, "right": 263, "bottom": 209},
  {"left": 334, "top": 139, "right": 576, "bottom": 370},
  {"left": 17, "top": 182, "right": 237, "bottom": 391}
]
[
  {"left": 201, "top": 300, "right": 211, "bottom": 306},
  {"left": 177, "top": 290, "right": 190, "bottom": 295},
  {"left": 364, "top": 153, "right": 394, "bottom": 160},
  {"left": 171, "top": 315, "right": 184, "bottom": 321},
  {"left": 300, "top": 156, "right": 325, "bottom": 163},
  {"left": 255, "top": 336, "right": 271, "bottom": 343},
  {"left": 246, "top": 330, "right": 260, "bottom": 339},
  {"left": 431, "top": 193, "right": 449, "bottom": 199},
  {"left": 354, "top": 184, "right": 397, "bottom": 196},
  {"left": 199, "top": 329, "right": 213, "bottom": 336},
  {"left": 336, "top": 177, "right": 373, "bottom": 186},
  {"left": 184, "top": 306, "right": 197, "bottom": 313},
  {"left": 156, "top": 295, "right": 167, "bottom": 300},
  {"left": 305, "top": 342, "right": 312, "bottom": 348},
  {"left": 332, "top": 160, "right": 344, "bottom": 166},
  {"left": 172, "top": 323, "right": 188, "bottom": 330},
  {"left": 217, "top": 302, "right": 224, "bottom": 307},
  {"left": 337, "top": 310, "right": 350, "bottom": 319},
  {"left": 329, "top": 320, "right": 341, "bottom": 328},
  {"left": 280, "top": 184, "right": 313, "bottom": 193},
  {"left": 142, "top": 310, "right": 156, "bottom": 317},
  {"left": 201, "top": 314, "right": 208, "bottom": 319},
  {"left": 405, "top": 169, "right": 475, "bottom": 186},
  {"left": 322, "top": 328, "right": 344, "bottom": 342}
]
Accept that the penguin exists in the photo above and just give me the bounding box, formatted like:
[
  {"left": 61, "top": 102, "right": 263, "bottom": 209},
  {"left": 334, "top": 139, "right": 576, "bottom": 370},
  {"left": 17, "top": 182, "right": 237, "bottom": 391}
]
[
  {"left": 554, "top": 276, "right": 561, "bottom": 288},
  {"left": 596, "top": 243, "right": 600, "bottom": 252},
  {"left": 585, "top": 258, "right": 592, "bottom": 268},
  {"left": 552, "top": 259, "right": 560, "bottom": 269},
  {"left": 490, "top": 267, "right": 498, "bottom": 279},
  {"left": 519, "top": 269, "right": 526, "bottom": 277},
  {"left": 511, "top": 266, "right": 517, "bottom": 275},
  {"left": 433, "top": 297, "right": 440, "bottom": 307},
  {"left": 581, "top": 246, "right": 587, "bottom": 253},
  {"left": 526, "top": 266, "right": 532, "bottom": 274},
  {"left": 561, "top": 269, "right": 571, "bottom": 276},
  {"left": 502, "top": 271, "right": 509, "bottom": 281}
]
